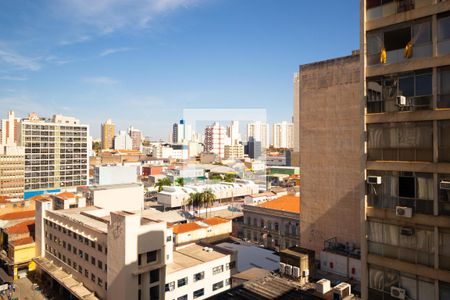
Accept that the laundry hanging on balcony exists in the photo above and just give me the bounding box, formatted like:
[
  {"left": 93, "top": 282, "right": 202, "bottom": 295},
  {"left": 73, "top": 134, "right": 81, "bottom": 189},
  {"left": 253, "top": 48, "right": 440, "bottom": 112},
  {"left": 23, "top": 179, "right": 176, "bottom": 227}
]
[
  {"left": 404, "top": 41, "right": 413, "bottom": 58},
  {"left": 380, "top": 47, "right": 387, "bottom": 64}
]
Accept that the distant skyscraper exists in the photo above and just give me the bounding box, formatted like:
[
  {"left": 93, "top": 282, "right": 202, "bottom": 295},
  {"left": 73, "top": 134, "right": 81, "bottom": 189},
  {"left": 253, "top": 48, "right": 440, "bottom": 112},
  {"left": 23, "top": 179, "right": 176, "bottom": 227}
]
[
  {"left": 101, "top": 119, "right": 115, "bottom": 150},
  {"left": 172, "top": 119, "right": 192, "bottom": 144},
  {"left": 19, "top": 113, "right": 89, "bottom": 198},
  {"left": 114, "top": 130, "right": 132, "bottom": 150},
  {"left": 1, "top": 110, "right": 20, "bottom": 145},
  {"left": 272, "top": 121, "right": 294, "bottom": 148},
  {"left": 227, "top": 121, "right": 241, "bottom": 145},
  {"left": 204, "top": 122, "right": 226, "bottom": 158},
  {"left": 247, "top": 121, "right": 268, "bottom": 149},
  {"left": 245, "top": 137, "right": 261, "bottom": 159},
  {"left": 128, "top": 126, "right": 143, "bottom": 151}
]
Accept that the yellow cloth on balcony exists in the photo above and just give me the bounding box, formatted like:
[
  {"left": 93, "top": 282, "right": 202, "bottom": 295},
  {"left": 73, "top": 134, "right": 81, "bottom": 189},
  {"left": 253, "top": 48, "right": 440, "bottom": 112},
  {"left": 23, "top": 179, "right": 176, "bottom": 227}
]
[
  {"left": 404, "top": 41, "right": 413, "bottom": 58},
  {"left": 380, "top": 47, "right": 387, "bottom": 64}
]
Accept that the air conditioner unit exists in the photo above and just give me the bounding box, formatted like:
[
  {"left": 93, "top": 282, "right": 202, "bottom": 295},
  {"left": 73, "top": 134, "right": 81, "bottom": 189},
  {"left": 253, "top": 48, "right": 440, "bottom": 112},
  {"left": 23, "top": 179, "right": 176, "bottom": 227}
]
[
  {"left": 279, "top": 262, "right": 286, "bottom": 274},
  {"left": 292, "top": 267, "right": 300, "bottom": 278},
  {"left": 285, "top": 265, "right": 292, "bottom": 276},
  {"left": 396, "top": 206, "right": 412, "bottom": 218},
  {"left": 390, "top": 286, "right": 406, "bottom": 300},
  {"left": 400, "top": 227, "right": 415, "bottom": 236},
  {"left": 333, "top": 283, "right": 351, "bottom": 300},
  {"left": 396, "top": 95, "right": 407, "bottom": 106},
  {"left": 440, "top": 180, "right": 450, "bottom": 190},
  {"left": 303, "top": 269, "right": 310, "bottom": 277},
  {"left": 367, "top": 176, "right": 382, "bottom": 185}
]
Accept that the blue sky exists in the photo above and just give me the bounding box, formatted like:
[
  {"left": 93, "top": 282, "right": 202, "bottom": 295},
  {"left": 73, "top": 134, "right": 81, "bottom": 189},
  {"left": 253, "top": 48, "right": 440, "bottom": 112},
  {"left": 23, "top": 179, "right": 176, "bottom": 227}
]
[{"left": 0, "top": 0, "right": 359, "bottom": 139}]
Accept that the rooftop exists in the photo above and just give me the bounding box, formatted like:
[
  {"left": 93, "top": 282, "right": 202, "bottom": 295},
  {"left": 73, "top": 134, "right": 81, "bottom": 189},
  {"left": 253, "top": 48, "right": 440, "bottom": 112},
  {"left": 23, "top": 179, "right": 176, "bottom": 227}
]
[
  {"left": 171, "top": 222, "right": 204, "bottom": 234},
  {"left": 50, "top": 207, "right": 109, "bottom": 233},
  {"left": 5, "top": 220, "right": 35, "bottom": 235},
  {"left": 0, "top": 210, "right": 35, "bottom": 220},
  {"left": 232, "top": 267, "right": 270, "bottom": 281},
  {"left": 10, "top": 236, "right": 34, "bottom": 247},
  {"left": 88, "top": 182, "right": 142, "bottom": 191},
  {"left": 167, "top": 243, "right": 229, "bottom": 274},
  {"left": 247, "top": 192, "right": 276, "bottom": 198},
  {"left": 54, "top": 192, "right": 77, "bottom": 199},
  {"left": 257, "top": 195, "right": 300, "bottom": 214},
  {"left": 201, "top": 217, "right": 230, "bottom": 226}
]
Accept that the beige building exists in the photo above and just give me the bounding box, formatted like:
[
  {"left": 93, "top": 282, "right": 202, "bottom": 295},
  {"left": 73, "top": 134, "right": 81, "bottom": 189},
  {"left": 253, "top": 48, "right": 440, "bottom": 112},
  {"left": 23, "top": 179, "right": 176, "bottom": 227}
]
[
  {"left": 19, "top": 113, "right": 89, "bottom": 198},
  {"left": 271, "top": 121, "right": 294, "bottom": 149},
  {"left": 0, "top": 145, "right": 25, "bottom": 199},
  {"left": 242, "top": 195, "right": 300, "bottom": 250},
  {"left": 362, "top": 1, "right": 450, "bottom": 299},
  {"left": 297, "top": 52, "right": 364, "bottom": 257},
  {"left": 1, "top": 111, "right": 20, "bottom": 145},
  {"left": 101, "top": 119, "right": 115, "bottom": 150},
  {"left": 224, "top": 144, "right": 244, "bottom": 160}
]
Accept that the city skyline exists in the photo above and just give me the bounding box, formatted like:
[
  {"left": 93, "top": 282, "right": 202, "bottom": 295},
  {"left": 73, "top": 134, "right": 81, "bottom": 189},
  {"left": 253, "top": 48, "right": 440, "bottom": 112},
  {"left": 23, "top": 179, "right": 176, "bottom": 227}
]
[{"left": 0, "top": 0, "right": 359, "bottom": 139}]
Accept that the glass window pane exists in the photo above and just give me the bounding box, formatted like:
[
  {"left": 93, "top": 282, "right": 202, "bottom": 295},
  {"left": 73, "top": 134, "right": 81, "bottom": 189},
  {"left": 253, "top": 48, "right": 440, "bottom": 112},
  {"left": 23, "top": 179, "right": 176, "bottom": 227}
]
[{"left": 438, "top": 16, "right": 450, "bottom": 41}]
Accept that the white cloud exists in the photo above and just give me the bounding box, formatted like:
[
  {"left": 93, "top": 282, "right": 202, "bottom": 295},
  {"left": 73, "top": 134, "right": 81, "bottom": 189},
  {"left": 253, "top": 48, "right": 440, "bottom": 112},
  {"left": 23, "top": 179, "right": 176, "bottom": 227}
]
[
  {"left": 83, "top": 76, "right": 119, "bottom": 85},
  {"left": 0, "top": 75, "right": 28, "bottom": 81},
  {"left": 99, "top": 47, "right": 134, "bottom": 57},
  {"left": 0, "top": 48, "right": 41, "bottom": 71},
  {"left": 59, "top": 35, "right": 91, "bottom": 46},
  {"left": 0, "top": 96, "right": 47, "bottom": 116},
  {"left": 53, "top": 0, "right": 203, "bottom": 34}
]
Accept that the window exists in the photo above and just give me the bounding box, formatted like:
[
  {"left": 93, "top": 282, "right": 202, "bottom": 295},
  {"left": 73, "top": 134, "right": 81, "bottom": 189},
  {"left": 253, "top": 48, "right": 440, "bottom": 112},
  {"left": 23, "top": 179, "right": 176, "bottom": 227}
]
[
  {"left": 213, "top": 281, "right": 224, "bottom": 291},
  {"left": 150, "top": 286, "right": 159, "bottom": 300},
  {"left": 226, "top": 261, "right": 236, "bottom": 270},
  {"left": 149, "top": 269, "right": 159, "bottom": 283},
  {"left": 193, "top": 271, "right": 204, "bottom": 282},
  {"left": 165, "top": 281, "right": 175, "bottom": 292},
  {"left": 193, "top": 288, "right": 204, "bottom": 299},
  {"left": 98, "top": 260, "right": 103, "bottom": 270},
  {"left": 213, "top": 265, "right": 224, "bottom": 275},
  {"left": 166, "top": 235, "right": 172, "bottom": 242},
  {"left": 78, "top": 265, "right": 82, "bottom": 273},
  {"left": 91, "top": 241, "right": 95, "bottom": 248},
  {"left": 438, "top": 14, "right": 450, "bottom": 42},
  {"left": 78, "top": 249, "right": 83, "bottom": 258},
  {"left": 68, "top": 244, "right": 71, "bottom": 251},
  {"left": 84, "top": 253, "right": 89, "bottom": 261},
  {"left": 138, "top": 274, "right": 141, "bottom": 285},
  {"left": 177, "top": 296, "right": 187, "bottom": 300},
  {"left": 91, "top": 273, "right": 95, "bottom": 282},
  {"left": 84, "top": 269, "right": 88, "bottom": 278},
  {"left": 91, "top": 256, "right": 96, "bottom": 266},
  {"left": 225, "top": 278, "right": 231, "bottom": 286},
  {"left": 138, "top": 254, "right": 142, "bottom": 266},
  {"left": 98, "top": 278, "right": 103, "bottom": 287},
  {"left": 147, "top": 250, "right": 157, "bottom": 263},
  {"left": 98, "top": 244, "right": 103, "bottom": 252},
  {"left": 177, "top": 277, "right": 188, "bottom": 287}
]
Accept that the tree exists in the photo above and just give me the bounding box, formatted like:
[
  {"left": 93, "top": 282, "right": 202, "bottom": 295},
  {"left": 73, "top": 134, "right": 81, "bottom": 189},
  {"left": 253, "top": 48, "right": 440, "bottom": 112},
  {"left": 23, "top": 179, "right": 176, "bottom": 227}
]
[
  {"left": 155, "top": 177, "right": 172, "bottom": 192},
  {"left": 224, "top": 173, "right": 236, "bottom": 183},
  {"left": 202, "top": 189, "right": 216, "bottom": 218},
  {"left": 209, "top": 173, "right": 222, "bottom": 181},
  {"left": 175, "top": 177, "right": 185, "bottom": 187},
  {"left": 187, "top": 192, "right": 203, "bottom": 215}
]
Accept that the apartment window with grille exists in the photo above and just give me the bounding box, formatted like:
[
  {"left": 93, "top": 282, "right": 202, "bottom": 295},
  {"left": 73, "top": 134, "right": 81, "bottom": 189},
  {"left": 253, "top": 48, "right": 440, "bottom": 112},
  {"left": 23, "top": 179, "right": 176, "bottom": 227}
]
[
  {"left": 193, "top": 271, "right": 204, "bottom": 282},
  {"left": 149, "top": 286, "right": 159, "bottom": 300},
  {"left": 213, "top": 281, "right": 224, "bottom": 291},
  {"left": 149, "top": 269, "right": 159, "bottom": 284},
  {"left": 165, "top": 281, "right": 175, "bottom": 292},
  {"left": 177, "top": 277, "right": 188, "bottom": 287},
  {"left": 213, "top": 265, "right": 224, "bottom": 275},
  {"left": 193, "top": 288, "right": 204, "bottom": 299},
  {"left": 147, "top": 250, "right": 157, "bottom": 263}
]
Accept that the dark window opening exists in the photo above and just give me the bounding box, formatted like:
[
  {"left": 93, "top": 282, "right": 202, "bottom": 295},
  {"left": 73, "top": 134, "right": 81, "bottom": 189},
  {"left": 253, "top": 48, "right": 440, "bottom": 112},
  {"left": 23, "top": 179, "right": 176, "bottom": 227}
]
[
  {"left": 399, "top": 176, "right": 415, "bottom": 198},
  {"left": 384, "top": 27, "right": 411, "bottom": 51}
]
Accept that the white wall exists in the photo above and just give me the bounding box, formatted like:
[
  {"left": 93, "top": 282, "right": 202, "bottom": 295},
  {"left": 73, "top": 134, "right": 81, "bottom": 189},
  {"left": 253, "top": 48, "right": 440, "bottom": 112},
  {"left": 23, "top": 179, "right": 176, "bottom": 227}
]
[
  {"left": 94, "top": 165, "right": 138, "bottom": 185},
  {"left": 92, "top": 184, "right": 144, "bottom": 211}
]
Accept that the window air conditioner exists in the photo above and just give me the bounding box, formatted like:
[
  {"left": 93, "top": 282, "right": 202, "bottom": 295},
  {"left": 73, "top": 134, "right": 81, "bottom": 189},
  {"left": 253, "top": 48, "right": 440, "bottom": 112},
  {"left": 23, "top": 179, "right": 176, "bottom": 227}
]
[
  {"left": 292, "top": 267, "right": 300, "bottom": 278},
  {"left": 303, "top": 269, "right": 309, "bottom": 277},
  {"left": 400, "top": 227, "right": 415, "bottom": 236},
  {"left": 333, "top": 283, "right": 351, "bottom": 300},
  {"left": 390, "top": 286, "right": 406, "bottom": 300},
  {"left": 440, "top": 180, "right": 450, "bottom": 190},
  {"left": 396, "top": 206, "right": 412, "bottom": 218},
  {"left": 285, "top": 265, "right": 292, "bottom": 276},
  {"left": 367, "top": 176, "right": 382, "bottom": 185},
  {"left": 396, "top": 95, "right": 407, "bottom": 106},
  {"left": 279, "top": 262, "right": 286, "bottom": 274}
]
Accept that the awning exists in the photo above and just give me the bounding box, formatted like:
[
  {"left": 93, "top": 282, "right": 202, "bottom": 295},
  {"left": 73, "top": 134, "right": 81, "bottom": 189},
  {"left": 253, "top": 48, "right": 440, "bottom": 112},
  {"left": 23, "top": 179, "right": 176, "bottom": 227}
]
[{"left": 33, "top": 257, "right": 99, "bottom": 300}]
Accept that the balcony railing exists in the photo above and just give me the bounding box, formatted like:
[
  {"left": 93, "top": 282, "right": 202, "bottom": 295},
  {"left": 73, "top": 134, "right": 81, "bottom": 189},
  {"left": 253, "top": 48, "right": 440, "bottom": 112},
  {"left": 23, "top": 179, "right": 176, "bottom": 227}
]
[{"left": 366, "top": 0, "right": 433, "bottom": 21}]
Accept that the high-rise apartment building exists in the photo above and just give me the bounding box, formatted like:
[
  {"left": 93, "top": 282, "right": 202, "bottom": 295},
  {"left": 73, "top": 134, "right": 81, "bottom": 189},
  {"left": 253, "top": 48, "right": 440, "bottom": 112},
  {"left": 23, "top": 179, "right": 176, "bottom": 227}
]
[
  {"left": 272, "top": 121, "right": 294, "bottom": 149},
  {"left": 297, "top": 52, "right": 364, "bottom": 259},
  {"left": 247, "top": 121, "right": 269, "bottom": 149},
  {"left": 1, "top": 111, "right": 20, "bottom": 145},
  {"left": 224, "top": 144, "right": 244, "bottom": 160},
  {"left": 204, "top": 122, "right": 227, "bottom": 158},
  {"left": 114, "top": 130, "right": 132, "bottom": 150},
  {"left": 0, "top": 144, "right": 25, "bottom": 199},
  {"left": 172, "top": 119, "right": 192, "bottom": 144},
  {"left": 19, "top": 113, "right": 89, "bottom": 199},
  {"left": 362, "top": 1, "right": 450, "bottom": 299},
  {"left": 101, "top": 119, "right": 115, "bottom": 150},
  {"left": 292, "top": 73, "right": 300, "bottom": 167},
  {"left": 128, "top": 126, "right": 143, "bottom": 151},
  {"left": 227, "top": 121, "right": 241, "bottom": 145}
]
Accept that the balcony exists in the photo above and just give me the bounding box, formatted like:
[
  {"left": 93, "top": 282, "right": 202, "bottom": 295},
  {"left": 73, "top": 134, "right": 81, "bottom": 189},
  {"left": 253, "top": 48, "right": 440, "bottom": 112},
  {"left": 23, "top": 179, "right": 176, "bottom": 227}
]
[{"left": 366, "top": 0, "right": 434, "bottom": 21}]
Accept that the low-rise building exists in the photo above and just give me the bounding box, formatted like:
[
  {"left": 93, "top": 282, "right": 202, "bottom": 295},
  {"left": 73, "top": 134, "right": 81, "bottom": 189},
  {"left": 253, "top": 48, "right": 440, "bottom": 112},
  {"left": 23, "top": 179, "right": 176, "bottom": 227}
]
[
  {"left": 93, "top": 165, "right": 138, "bottom": 185},
  {"left": 34, "top": 200, "right": 236, "bottom": 300},
  {"left": 81, "top": 183, "right": 144, "bottom": 211},
  {"left": 242, "top": 195, "right": 300, "bottom": 250},
  {"left": 224, "top": 144, "right": 244, "bottom": 160},
  {"left": 171, "top": 217, "right": 232, "bottom": 246},
  {"left": 243, "top": 191, "right": 277, "bottom": 205}
]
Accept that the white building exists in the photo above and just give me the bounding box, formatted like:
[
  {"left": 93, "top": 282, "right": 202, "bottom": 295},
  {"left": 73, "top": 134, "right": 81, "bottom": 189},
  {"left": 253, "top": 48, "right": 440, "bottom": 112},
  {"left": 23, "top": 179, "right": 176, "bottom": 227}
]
[
  {"left": 93, "top": 165, "right": 138, "bottom": 185},
  {"left": 1, "top": 110, "right": 20, "bottom": 145},
  {"left": 227, "top": 121, "right": 241, "bottom": 145},
  {"left": 204, "top": 122, "right": 227, "bottom": 159},
  {"left": 272, "top": 121, "right": 294, "bottom": 149},
  {"left": 18, "top": 113, "right": 89, "bottom": 199},
  {"left": 34, "top": 199, "right": 235, "bottom": 300},
  {"left": 152, "top": 144, "right": 189, "bottom": 160},
  {"left": 247, "top": 121, "right": 269, "bottom": 149},
  {"left": 172, "top": 119, "right": 192, "bottom": 144},
  {"left": 157, "top": 180, "right": 259, "bottom": 209},
  {"left": 114, "top": 130, "right": 132, "bottom": 150},
  {"left": 128, "top": 126, "right": 143, "bottom": 151},
  {"left": 81, "top": 183, "right": 144, "bottom": 212}
]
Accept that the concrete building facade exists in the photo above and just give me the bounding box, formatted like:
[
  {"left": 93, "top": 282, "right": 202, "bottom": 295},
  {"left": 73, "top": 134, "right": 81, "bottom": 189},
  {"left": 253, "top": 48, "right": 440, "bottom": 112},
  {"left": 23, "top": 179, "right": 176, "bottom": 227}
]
[
  {"left": 224, "top": 144, "right": 245, "bottom": 160},
  {"left": 204, "top": 122, "right": 227, "bottom": 159},
  {"left": 247, "top": 121, "right": 269, "bottom": 150},
  {"left": 361, "top": 1, "right": 450, "bottom": 299},
  {"left": 19, "top": 113, "right": 89, "bottom": 199},
  {"left": 0, "top": 144, "right": 25, "bottom": 199},
  {"left": 101, "top": 119, "right": 115, "bottom": 150},
  {"left": 297, "top": 53, "right": 364, "bottom": 257},
  {"left": 271, "top": 121, "right": 294, "bottom": 149}
]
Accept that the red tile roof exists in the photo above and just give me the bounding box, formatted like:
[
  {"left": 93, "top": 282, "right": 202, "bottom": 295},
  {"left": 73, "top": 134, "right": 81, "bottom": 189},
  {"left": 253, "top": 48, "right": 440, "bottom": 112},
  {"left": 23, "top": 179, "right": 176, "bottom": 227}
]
[
  {"left": 55, "top": 192, "right": 76, "bottom": 199},
  {"left": 171, "top": 222, "right": 204, "bottom": 234},
  {"left": 28, "top": 195, "right": 49, "bottom": 201},
  {"left": 202, "top": 217, "right": 230, "bottom": 226},
  {"left": 10, "top": 236, "right": 34, "bottom": 247},
  {"left": 5, "top": 220, "right": 35, "bottom": 235},
  {"left": 258, "top": 195, "right": 300, "bottom": 214},
  {"left": 0, "top": 210, "right": 35, "bottom": 220}
]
